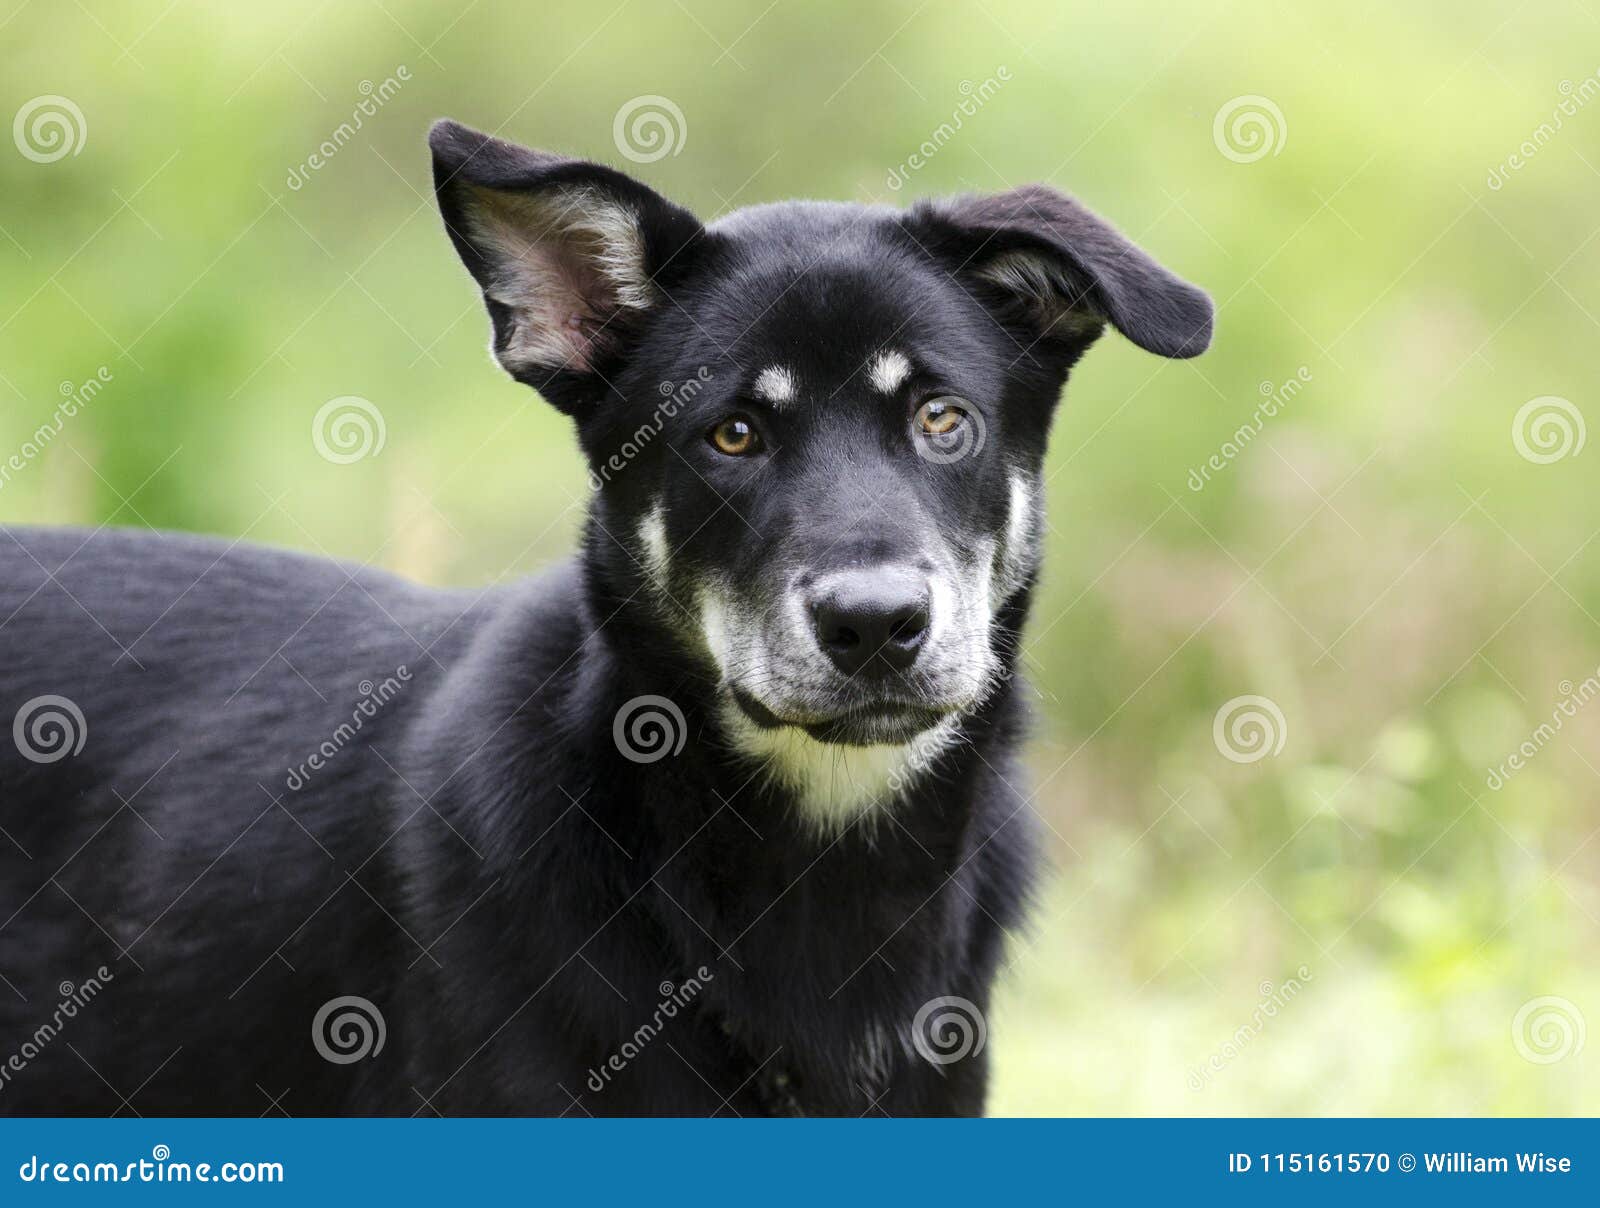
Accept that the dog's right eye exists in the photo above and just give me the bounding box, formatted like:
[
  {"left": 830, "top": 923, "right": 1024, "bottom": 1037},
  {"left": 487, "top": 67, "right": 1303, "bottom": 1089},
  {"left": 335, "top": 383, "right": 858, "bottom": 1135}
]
[{"left": 708, "top": 415, "right": 762, "bottom": 457}]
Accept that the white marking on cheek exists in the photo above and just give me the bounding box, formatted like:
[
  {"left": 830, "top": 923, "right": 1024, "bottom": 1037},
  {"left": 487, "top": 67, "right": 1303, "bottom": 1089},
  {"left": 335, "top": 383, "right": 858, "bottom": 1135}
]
[
  {"left": 752, "top": 365, "right": 797, "bottom": 405},
  {"left": 867, "top": 349, "right": 912, "bottom": 395},
  {"left": 993, "top": 472, "right": 1036, "bottom": 609},
  {"left": 1008, "top": 473, "right": 1033, "bottom": 555},
  {"left": 699, "top": 588, "right": 731, "bottom": 678},
  {"left": 638, "top": 500, "right": 669, "bottom": 586}
]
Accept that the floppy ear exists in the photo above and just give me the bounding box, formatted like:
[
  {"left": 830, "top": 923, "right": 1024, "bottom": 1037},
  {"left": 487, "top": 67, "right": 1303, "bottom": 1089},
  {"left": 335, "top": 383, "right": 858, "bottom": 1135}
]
[
  {"left": 905, "top": 184, "right": 1213, "bottom": 360},
  {"left": 429, "top": 119, "right": 705, "bottom": 411}
]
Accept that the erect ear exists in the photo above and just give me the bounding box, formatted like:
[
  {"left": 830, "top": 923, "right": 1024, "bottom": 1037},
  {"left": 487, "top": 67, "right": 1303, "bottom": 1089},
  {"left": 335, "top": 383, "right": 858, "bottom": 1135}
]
[
  {"left": 429, "top": 119, "right": 704, "bottom": 411},
  {"left": 904, "top": 184, "right": 1213, "bottom": 360}
]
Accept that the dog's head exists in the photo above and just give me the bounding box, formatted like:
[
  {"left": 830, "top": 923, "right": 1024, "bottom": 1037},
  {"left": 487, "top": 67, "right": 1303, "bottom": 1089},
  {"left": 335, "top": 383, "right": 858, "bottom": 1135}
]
[{"left": 430, "top": 120, "right": 1211, "bottom": 822}]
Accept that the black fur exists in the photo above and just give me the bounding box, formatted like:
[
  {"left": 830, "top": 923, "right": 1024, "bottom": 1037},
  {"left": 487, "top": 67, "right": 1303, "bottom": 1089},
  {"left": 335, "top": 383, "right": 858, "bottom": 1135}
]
[{"left": 0, "top": 120, "right": 1210, "bottom": 1116}]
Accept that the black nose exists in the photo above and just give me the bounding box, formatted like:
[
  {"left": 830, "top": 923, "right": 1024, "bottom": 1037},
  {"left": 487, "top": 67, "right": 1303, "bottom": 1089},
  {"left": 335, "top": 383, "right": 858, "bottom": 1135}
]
[{"left": 809, "top": 568, "right": 931, "bottom": 678}]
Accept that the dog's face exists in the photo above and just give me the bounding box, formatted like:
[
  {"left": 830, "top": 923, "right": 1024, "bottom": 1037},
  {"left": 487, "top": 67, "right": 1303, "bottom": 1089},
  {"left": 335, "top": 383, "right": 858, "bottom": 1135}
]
[{"left": 430, "top": 121, "right": 1211, "bottom": 823}]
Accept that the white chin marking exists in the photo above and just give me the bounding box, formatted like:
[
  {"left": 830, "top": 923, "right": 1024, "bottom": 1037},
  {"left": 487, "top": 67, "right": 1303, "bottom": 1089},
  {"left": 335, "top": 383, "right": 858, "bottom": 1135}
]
[
  {"left": 717, "top": 698, "right": 959, "bottom": 832},
  {"left": 752, "top": 364, "right": 797, "bottom": 405},
  {"left": 867, "top": 349, "right": 912, "bottom": 395}
]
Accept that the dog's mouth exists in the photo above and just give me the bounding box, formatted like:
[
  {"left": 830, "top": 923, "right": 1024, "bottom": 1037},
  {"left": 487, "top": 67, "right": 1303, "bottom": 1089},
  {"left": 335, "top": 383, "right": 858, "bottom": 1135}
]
[{"left": 730, "top": 686, "right": 951, "bottom": 747}]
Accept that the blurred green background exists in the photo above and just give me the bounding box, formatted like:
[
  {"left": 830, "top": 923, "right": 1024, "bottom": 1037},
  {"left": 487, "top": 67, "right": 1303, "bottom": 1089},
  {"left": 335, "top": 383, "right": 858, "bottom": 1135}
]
[{"left": 3, "top": 0, "right": 1597, "bottom": 1114}]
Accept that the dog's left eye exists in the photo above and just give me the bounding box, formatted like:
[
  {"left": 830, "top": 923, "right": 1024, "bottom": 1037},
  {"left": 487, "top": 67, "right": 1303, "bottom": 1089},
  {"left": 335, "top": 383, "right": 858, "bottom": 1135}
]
[
  {"left": 708, "top": 415, "right": 762, "bottom": 456},
  {"left": 915, "top": 398, "right": 968, "bottom": 436}
]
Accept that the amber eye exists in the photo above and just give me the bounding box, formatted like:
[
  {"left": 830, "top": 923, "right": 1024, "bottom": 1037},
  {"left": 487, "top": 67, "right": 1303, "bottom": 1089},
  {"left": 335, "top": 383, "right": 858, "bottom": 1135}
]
[
  {"left": 916, "top": 398, "right": 968, "bottom": 437},
  {"left": 708, "top": 415, "right": 762, "bottom": 456}
]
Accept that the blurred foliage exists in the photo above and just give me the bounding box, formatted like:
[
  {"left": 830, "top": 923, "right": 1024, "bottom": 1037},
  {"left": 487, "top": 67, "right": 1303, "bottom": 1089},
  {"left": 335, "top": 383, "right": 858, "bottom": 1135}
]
[{"left": 3, "top": 0, "right": 1597, "bottom": 1114}]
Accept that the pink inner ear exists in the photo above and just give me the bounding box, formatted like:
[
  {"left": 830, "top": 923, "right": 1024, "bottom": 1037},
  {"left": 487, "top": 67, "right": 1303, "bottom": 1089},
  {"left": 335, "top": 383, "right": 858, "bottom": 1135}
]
[
  {"left": 545, "top": 244, "right": 617, "bottom": 370},
  {"left": 466, "top": 185, "right": 644, "bottom": 376}
]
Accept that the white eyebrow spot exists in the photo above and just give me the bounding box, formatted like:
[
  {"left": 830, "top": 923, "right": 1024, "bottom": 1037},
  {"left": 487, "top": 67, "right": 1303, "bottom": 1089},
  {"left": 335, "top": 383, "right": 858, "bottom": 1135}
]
[
  {"left": 752, "top": 365, "right": 797, "bottom": 405},
  {"left": 867, "top": 349, "right": 912, "bottom": 395}
]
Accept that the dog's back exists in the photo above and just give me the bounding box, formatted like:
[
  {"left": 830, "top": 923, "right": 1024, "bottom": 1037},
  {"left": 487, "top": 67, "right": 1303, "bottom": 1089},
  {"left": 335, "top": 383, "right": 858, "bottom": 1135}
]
[{"left": 0, "top": 527, "right": 491, "bottom": 1111}]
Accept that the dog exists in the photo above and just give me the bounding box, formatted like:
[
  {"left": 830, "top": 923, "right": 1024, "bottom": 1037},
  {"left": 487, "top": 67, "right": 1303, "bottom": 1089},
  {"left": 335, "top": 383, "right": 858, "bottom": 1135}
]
[{"left": 0, "top": 119, "right": 1211, "bottom": 1116}]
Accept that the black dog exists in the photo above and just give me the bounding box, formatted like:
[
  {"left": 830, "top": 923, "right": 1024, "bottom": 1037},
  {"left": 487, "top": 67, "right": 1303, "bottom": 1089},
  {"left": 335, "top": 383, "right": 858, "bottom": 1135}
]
[{"left": 0, "top": 120, "right": 1210, "bottom": 1116}]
